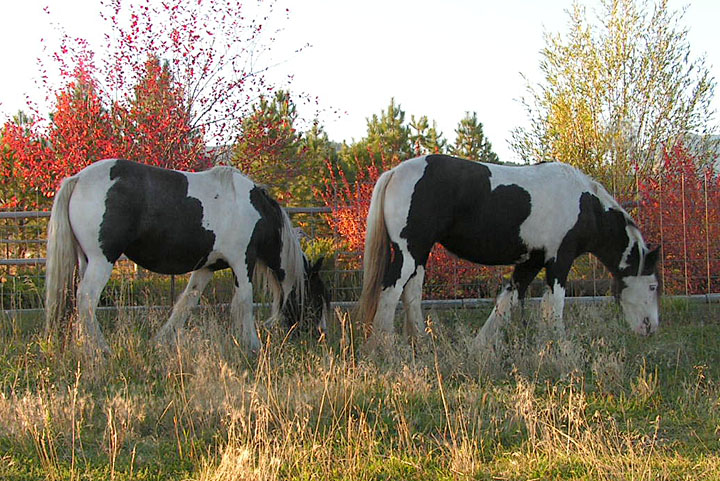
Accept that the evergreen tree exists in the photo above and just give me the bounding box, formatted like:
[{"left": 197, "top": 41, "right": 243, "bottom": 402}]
[
  {"left": 233, "top": 92, "right": 337, "bottom": 205},
  {"left": 365, "top": 98, "right": 412, "bottom": 161},
  {"left": 233, "top": 90, "right": 302, "bottom": 202},
  {"left": 410, "top": 115, "right": 447, "bottom": 155},
  {"left": 295, "top": 120, "right": 339, "bottom": 204},
  {"left": 452, "top": 112, "right": 499, "bottom": 163}
]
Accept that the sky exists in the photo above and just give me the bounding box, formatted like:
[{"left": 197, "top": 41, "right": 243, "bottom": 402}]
[{"left": 1, "top": 0, "right": 718, "bottom": 164}]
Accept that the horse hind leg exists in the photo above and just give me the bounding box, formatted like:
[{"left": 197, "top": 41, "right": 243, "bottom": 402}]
[
  {"left": 541, "top": 278, "right": 567, "bottom": 339},
  {"left": 474, "top": 261, "right": 543, "bottom": 351},
  {"left": 155, "top": 268, "right": 214, "bottom": 345},
  {"left": 370, "top": 246, "right": 418, "bottom": 340},
  {"left": 539, "top": 259, "right": 572, "bottom": 339},
  {"left": 401, "top": 265, "right": 426, "bottom": 340},
  {"left": 75, "top": 258, "right": 114, "bottom": 354}
]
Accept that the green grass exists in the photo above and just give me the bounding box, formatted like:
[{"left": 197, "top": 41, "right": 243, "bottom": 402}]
[{"left": 1, "top": 300, "right": 720, "bottom": 480}]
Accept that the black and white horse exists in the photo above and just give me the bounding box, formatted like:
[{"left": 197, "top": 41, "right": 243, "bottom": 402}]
[
  {"left": 359, "top": 154, "right": 660, "bottom": 348},
  {"left": 45, "top": 159, "right": 329, "bottom": 354}
]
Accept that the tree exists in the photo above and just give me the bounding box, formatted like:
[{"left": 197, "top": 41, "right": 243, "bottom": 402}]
[
  {"left": 338, "top": 99, "right": 414, "bottom": 175},
  {"left": 1, "top": 0, "right": 298, "bottom": 209},
  {"left": 3, "top": 67, "right": 115, "bottom": 208},
  {"left": 451, "top": 112, "right": 499, "bottom": 163},
  {"left": 365, "top": 98, "right": 413, "bottom": 161},
  {"left": 511, "top": 0, "right": 717, "bottom": 189},
  {"left": 113, "top": 56, "right": 208, "bottom": 171},
  {"left": 96, "top": 0, "right": 295, "bottom": 149},
  {"left": 233, "top": 90, "right": 304, "bottom": 202},
  {"left": 298, "top": 120, "right": 339, "bottom": 204},
  {"left": 409, "top": 115, "right": 446, "bottom": 156},
  {"left": 0, "top": 112, "right": 47, "bottom": 209}
]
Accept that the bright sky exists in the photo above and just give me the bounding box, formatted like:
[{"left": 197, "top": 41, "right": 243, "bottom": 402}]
[{"left": 1, "top": 0, "right": 718, "bottom": 164}]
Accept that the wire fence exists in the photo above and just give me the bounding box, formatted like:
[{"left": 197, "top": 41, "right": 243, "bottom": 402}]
[{"left": 2, "top": 172, "right": 720, "bottom": 313}]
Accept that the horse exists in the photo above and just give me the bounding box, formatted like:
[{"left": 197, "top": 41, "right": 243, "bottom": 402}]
[
  {"left": 45, "top": 159, "right": 329, "bottom": 354},
  {"left": 358, "top": 154, "right": 661, "bottom": 348}
]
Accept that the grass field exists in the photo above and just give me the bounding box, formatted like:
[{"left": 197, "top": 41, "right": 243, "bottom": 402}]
[{"left": 1, "top": 299, "right": 720, "bottom": 480}]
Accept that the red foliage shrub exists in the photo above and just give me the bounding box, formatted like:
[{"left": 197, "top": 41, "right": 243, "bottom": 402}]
[{"left": 638, "top": 142, "right": 720, "bottom": 294}]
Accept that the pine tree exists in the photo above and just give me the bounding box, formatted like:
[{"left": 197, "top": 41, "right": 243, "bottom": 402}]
[
  {"left": 233, "top": 90, "right": 302, "bottom": 202},
  {"left": 452, "top": 112, "right": 499, "bottom": 163},
  {"left": 410, "top": 115, "right": 447, "bottom": 155},
  {"left": 365, "top": 98, "right": 412, "bottom": 160}
]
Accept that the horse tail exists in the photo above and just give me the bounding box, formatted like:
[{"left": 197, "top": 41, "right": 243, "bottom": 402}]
[
  {"left": 45, "top": 176, "right": 80, "bottom": 334},
  {"left": 357, "top": 169, "right": 395, "bottom": 331}
]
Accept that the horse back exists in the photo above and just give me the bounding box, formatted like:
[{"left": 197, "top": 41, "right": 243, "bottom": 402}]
[{"left": 70, "top": 159, "right": 254, "bottom": 275}]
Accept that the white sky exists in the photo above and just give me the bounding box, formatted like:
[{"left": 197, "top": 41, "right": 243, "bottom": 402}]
[{"left": 1, "top": 0, "right": 718, "bottom": 164}]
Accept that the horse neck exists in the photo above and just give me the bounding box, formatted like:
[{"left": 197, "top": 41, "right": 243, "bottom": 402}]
[{"left": 588, "top": 207, "right": 643, "bottom": 278}]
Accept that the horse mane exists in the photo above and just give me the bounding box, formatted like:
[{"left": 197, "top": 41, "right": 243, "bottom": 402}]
[
  {"left": 247, "top": 183, "right": 306, "bottom": 315},
  {"left": 208, "top": 165, "right": 240, "bottom": 189},
  {"left": 588, "top": 176, "right": 648, "bottom": 274}
]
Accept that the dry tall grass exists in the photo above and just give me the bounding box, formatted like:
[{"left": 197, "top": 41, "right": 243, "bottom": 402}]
[{"left": 1, "top": 301, "right": 720, "bottom": 480}]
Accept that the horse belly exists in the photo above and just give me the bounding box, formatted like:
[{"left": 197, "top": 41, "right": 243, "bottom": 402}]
[
  {"left": 124, "top": 236, "right": 216, "bottom": 275},
  {"left": 441, "top": 234, "right": 528, "bottom": 266}
]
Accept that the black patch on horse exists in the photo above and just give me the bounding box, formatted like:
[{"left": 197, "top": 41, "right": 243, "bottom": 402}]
[
  {"left": 398, "top": 155, "right": 532, "bottom": 280},
  {"left": 570, "top": 193, "right": 640, "bottom": 277},
  {"left": 99, "top": 159, "right": 216, "bottom": 274},
  {"left": 246, "top": 186, "right": 286, "bottom": 282},
  {"left": 382, "top": 241, "right": 404, "bottom": 289}
]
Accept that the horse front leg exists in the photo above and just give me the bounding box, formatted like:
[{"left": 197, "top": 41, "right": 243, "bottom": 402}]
[
  {"left": 155, "top": 268, "right": 213, "bottom": 345},
  {"left": 541, "top": 279, "right": 567, "bottom": 338},
  {"left": 231, "top": 278, "right": 261, "bottom": 353},
  {"left": 474, "top": 283, "right": 520, "bottom": 351}
]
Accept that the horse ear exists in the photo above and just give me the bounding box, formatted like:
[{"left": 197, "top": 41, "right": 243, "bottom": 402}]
[{"left": 645, "top": 245, "right": 661, "bottom": 269}]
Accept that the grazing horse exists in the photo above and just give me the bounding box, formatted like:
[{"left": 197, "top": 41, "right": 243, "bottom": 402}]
[
  {"left": 359, "top": 154, "right": 661, "bottom": 348},
  {"left": 45, "top": 159, "right": 329, "bottom": 354}
]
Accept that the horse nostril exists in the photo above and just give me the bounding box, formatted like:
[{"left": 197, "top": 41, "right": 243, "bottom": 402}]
[{"left": 643, "top": 317, "right": 651, "bottom": 335}]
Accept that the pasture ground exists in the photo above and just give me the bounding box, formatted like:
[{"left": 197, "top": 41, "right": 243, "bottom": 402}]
[{"left": 1, "top": 300, "right": 720, "bottom": 480}]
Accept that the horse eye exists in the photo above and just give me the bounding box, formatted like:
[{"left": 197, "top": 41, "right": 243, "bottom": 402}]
[{"left": 649, "top": 284, "right": 657, "bottom": 292}]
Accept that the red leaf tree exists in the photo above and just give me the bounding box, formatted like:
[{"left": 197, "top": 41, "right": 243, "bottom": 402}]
[
  {"left": 1, "top": 0, "right": 294, "bottom": 209},
  {"left": 3, "top": 65, "right": 115, "bottom": 208},
  {"left": 112, "top": 56, "right": 207, "bottom": 171}
]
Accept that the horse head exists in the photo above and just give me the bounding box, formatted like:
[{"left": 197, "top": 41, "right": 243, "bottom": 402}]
[
  {"left": 615, "top": 245, "right": 662, "bottom": 336},
  {"left": 283, "top": 256, "right": 329, "bottom": 337}
]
